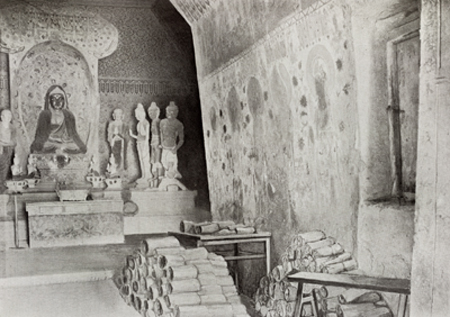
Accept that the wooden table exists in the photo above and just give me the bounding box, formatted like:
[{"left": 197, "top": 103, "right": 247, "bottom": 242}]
[
  {"left": 287, "top": 271, "right": 410, "bottom": 317},
  {"left": 168, "top": 231, "right": 271, "bottom": 290}
]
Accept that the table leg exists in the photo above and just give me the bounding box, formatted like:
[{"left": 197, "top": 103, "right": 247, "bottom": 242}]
[
  {"left": 293, "top": 282, "right": 304, "bottom": 317},
  {"left": 397, "top": 294, "right": 408, "bottom": 317},
  {"left": 311, "top": 289, "right": 320, "bottom": 317},
  {"left": 265, "top": 237, "right": 271, "bottom": 276},
  {"left": 234, "top": 243, "right": 239, "bottom": 292}
]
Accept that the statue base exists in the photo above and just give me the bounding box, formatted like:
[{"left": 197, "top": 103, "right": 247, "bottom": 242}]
[{"left": 34, "top": 154, "right": 90, "bottom": 183}]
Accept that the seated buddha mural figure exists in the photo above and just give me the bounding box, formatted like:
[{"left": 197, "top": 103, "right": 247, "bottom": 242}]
[{"left": 30, "top": 85, "right": 87, "bottom": 155}]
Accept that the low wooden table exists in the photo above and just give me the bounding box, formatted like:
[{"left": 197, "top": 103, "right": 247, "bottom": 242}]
[
  {"left": 287, "top": 271, "right": 410, "bottom": 317},
  {"left": 169, "top": 231, "right": 271, "bottom": 290}
]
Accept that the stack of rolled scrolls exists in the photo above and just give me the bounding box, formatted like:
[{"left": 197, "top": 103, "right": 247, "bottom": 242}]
[
  {"left": 114, "top": 236, "right": 250, "bottom": 317},
  {"left": 253, "top": 230, "right": 361, "bottom": 317}
]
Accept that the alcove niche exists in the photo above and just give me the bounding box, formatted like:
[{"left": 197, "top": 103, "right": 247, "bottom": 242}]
[
  {"left": 0, "top": 2, "right": 118, "bottom": 183},
  {"left": 353, "top": 0, "right": 420, "bottom": 284}
]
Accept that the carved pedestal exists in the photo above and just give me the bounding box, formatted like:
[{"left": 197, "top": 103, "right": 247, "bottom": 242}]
[{"left": 26, "top": 200, "right": 124, "bottom": 248}]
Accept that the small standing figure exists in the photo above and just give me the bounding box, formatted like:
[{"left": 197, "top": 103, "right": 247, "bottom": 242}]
[
  {"left": 147, "top": 102, "right": 163, "bottom": 188},
  {"left": 88, "top": 155, "right": 100, "bottom": 176},
  {"left": 106, "top": 153, "right": 119, "bottom": 178},
  {"left": 11, "top": 153, "right": 23, "bottom": 179},
  {"left": 159, "top": 101, "right": 184, "bottom": 179},
  {"left": 0, "top": 109, "right": 17, "bottom": 192},
  {"left": 107, "top": 108, "right": 128, "bottom": 174},
  {"left": 26, "top": 154, "right": 39, "bottom": 178},
  {"left": 130, "top": 103, "right": 152, "bottom": 188}
]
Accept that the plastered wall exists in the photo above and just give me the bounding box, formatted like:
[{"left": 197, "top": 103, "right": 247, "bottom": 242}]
[
  {"left": 410, "top": 1, "right": 450, "bottom": 316},
  {"left": 193, "top": 1, "right": 360, "bottom": 287},
  {"left": 185, "top": 0, "right": 424, "bottom": 298}
]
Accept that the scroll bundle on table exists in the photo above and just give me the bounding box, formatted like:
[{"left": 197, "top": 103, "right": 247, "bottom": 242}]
[
  {"left": 179, "top": 220, "right": 256, "bottom": 235},
  {"left": 279, "top": 230, "right": 358, "bottom": 275},
  {"left": 114, "top": 235, "right": 251, "bottom": 317}
]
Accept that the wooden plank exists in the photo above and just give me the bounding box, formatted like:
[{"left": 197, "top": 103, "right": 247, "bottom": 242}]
[{"left": 287, "top": 272, "right": 410, "bottom": 294}]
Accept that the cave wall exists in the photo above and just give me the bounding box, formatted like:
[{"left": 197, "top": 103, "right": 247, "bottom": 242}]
[
  {"left": 190, "top": 1, "right": 360, "bottom": 294},
  {"left": 181, "top": 0, "right": 424, "bottom": 298},
  {"left": 410, "top": 0, "right": 450, "bottom": 316}
]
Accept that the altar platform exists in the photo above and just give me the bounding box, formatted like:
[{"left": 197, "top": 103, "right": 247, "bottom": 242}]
[{"left": 0, "top": 189, "right": 210, "bottom": 250}]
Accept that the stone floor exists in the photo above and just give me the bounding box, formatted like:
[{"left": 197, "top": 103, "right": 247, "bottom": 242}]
[
  {"left": 0, "top": 234, "right": 158, "bottom": 317},
  {"left": 0, "top": 280, "right": 140, "bottom": 317},
  {"left": 0, "top": 234, "right": 257, "bottom": 317},
  {"left": 0, "top": 234, "right": 158, "bottom": 286}
]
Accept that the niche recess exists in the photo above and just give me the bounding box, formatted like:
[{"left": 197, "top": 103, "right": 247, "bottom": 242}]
[{"left": 0, "top": 2, "right": 118, "bottom": 182}]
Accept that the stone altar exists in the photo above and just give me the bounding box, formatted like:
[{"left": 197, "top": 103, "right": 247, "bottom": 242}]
[{"left": 26, "top": 200, "right": 124, "bottom": 248}]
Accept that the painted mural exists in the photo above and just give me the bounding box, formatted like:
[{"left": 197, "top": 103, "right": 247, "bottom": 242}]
[{"left": 196, "top": 1, "right": 359, "bottom": 295}]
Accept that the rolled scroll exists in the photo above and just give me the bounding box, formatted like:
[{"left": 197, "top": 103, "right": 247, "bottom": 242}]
[
  {"left": 170, "top": 278, "right": 201, "bottom": 293},
  {"left": 183, "top": 247, "right": 208, "bottom": 261},
  {"left": 195, "top": 223, "right": 220, "bottom": 234},
  {"left": 140, "top": 236, "right": 180, "bottom": 255},
  {"left": 170, "top": 264, "right": 198, "bottom": 280},
  {"left": 169, "top": 293, "right": 201, "bottom": 306}
]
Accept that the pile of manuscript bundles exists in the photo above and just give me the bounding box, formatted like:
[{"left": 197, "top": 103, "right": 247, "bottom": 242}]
[
  {"left": 114, "top": 236, "right": 250, "bottom": 317},
  {"left": 179, "top": 220, "right": 257, "bottom": 235},
  {"left": 280, "top": 230, "right": 357, "bottom": 275},
  {"left": 254, "top": 230, "right": 360, "bottom": 317}
]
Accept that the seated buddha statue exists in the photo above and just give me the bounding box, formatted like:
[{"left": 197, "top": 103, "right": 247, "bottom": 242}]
[{"left": 30, "top": 85, "right": 87, "bottom": 155}]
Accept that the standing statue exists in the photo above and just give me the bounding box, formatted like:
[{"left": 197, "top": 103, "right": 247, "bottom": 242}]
[
  {"left": 0, "top": 109, "right": 17, "bottom": 192},
  {"left": 26, "top": 154, "right": 39, "bottom": 178},
  {"left": 88, "top": 155, "right": 100, "bottom": 176},
  {"left": 160, "top": 101, "right": 184, "bottom": 179},
  {"left": 30, "top": 85, "right": 87, "bottom": 155},
  {"left": 107, "top": 108, "right": 128, "bottom": 174},
  {"left": 130, "top": 103, "right": 152, "bottom": 188},
  {"left": 11, "top": 153, "right": 23, "bottom": 179},
  {"left": 106, "top": 153, "right": 119, "bottom": 178},
  {"left": 147, "top": 102, "right": 163, "bottom": 187}
]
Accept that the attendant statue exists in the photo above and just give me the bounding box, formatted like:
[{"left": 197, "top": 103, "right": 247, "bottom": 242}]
[
  {"left": 147, "top": 102, "right": 163, "bottom": 187},
  {"left": 107, "top": 108, "right": 128, "bottom": 173},
  {"left": 106, "top": 153, "right": 119, "bottom": 178},
  {"left": 159, "top": 101, "right": 184, "bottom": 179},
  {"left": 0, "top": 109, "right": 17, "bottom": 192},
  {"left": 129, "top": 103, "right": 152, "bottom": 187},
  {"left": 88, "top": 155, "right": 100, "bottom": 176},
  {"left": 26, "top": 155, "right": 39, "bottom": 178},
  {"left": 30, "top": 85, "right": 87, "bottom": 155},
  {"left": 11, "top": 153, "right": 23, "bottom": 179}
]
